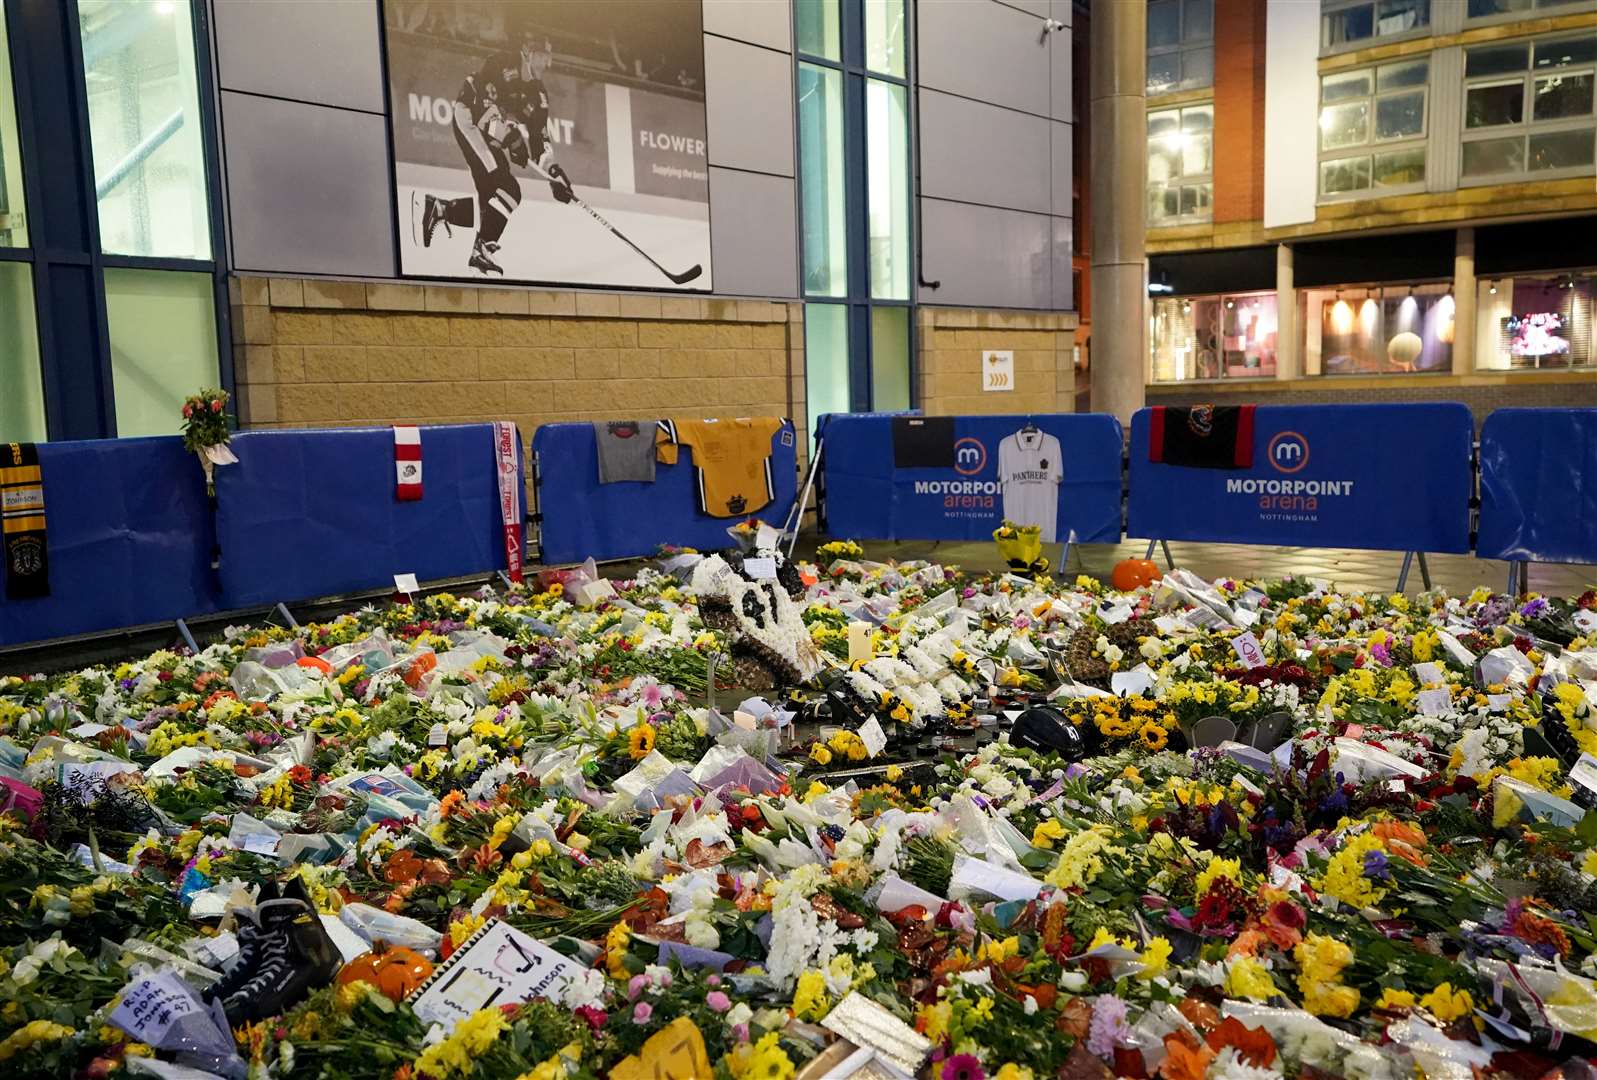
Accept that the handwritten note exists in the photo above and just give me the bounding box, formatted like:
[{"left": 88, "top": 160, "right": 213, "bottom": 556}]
[
  {"left": 408, "top": 918, "right": 578, "bottom": 1034},
  {"left": 111, "top": 971, "right": 202, "bottom": 1044},
  {"left": 1231, "top": 632, "right": 1265, "bottom": 669}
]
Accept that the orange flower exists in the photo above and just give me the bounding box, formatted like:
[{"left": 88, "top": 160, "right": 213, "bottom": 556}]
[
  {"left": 1227, "top": 928, "right": 1268, "bottom": 959},
  {"left": 1372, "top": 820, "right": 1429, "bottom": 865},
  {"left": 1206, "top": 1016, "right": 1277, "bottom": 1069},
  {"left": 439, "top": 791, "right": 465, "bottom": 817},
  {"left": 1158, "top": 1030, "right": 1215, "bottom": 1080}
]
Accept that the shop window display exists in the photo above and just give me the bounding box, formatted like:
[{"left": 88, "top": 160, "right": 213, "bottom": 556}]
[
  {"left": 1301, "top": 283, "right": 1455, "bottom": 375},
  {"left": 1476, "top": 270, "right": 1596, "bottom": 369},
  {"left": 1150, "top": 291, "right": 1278, "bottom": 382}
]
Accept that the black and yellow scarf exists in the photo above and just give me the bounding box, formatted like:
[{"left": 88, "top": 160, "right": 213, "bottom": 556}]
[{"left": 1, "top": 442, "right": 48, "bottom": 598}]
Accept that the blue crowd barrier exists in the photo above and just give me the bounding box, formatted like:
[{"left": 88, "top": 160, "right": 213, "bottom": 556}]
[
  {"left": 0, "top": 436, "right": 219, "bottom": 646},
  {"left": 215, "top": 424, "right": 521, "bottom": 607},
  {"left": 533, "top": 420, "right": 798, "bottom": 565},
  {"left": 1128, "top": 403, "right": 1474, "bottom": 553},
  {"left": 818, "top": 412, "right": 1124, "bottom": 544},
  {"left": 1479, "top": 408, "right": 1597, "bottom": 564}
]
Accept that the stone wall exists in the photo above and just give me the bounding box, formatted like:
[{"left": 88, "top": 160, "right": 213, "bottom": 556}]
[
  {"left": 229, "top": 275, "right": 808, "bottom": 457},
  {"left": 915, "top": 307, "right": 1079, "bottom": 416}
]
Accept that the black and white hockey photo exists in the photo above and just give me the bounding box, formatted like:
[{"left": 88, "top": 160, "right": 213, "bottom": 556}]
[{"left": 383, "top": 0, "right": 711, "bottom": 289}]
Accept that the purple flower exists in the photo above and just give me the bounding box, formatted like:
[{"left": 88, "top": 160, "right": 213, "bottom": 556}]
[
  {"left": 632, "top": 1001, "right": 653, "bottom": 1024},
  {"left": 1370, "top": 641, "right": 1392, "bottom": 666},
  {"left": 1520, "top": 598, "right": 1550, "bottom": 619},
  {"left": 1087, "top": 994, "right": 1131, "bottom": 1058},
  {"left": 706, "top": 991, "right": 731, "bottom": 1012},
  {"left": 1363, "top": 848, "right": 1391, "bottom": 882}
]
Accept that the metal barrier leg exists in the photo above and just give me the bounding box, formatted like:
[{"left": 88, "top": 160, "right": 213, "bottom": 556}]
[
  {"left": 1417, "top": 552, "right": 1431, "bottom": 591},
  {"left": 1396, "top": 551, "right": 1414, "bottom": 592},
  {"left": 784, "top": 436, "right": 824, "bottom": 562},
  {"left": 1506, "top": 562, "right": 1517, "bottom": 596},
  {"left": 1144, "top": 539, "right": 1157, "bottom": 560},
  {"left": 274, "top": 603, "right": 300, "bottom": 632},
  {"left": 175, "top": 619, "right": 200, "bottom": 654},
  {"left": 1160, "top": 540, "right": 1174, "bottom": 568}
]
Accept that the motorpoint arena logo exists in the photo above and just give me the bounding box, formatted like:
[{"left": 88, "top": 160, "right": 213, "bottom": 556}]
[
  {"left": 954, "top": 436, "right": 987, "bottom": 476},
  {"left": 1267, "top": 431, "right": 1309, "bottom": 474}
]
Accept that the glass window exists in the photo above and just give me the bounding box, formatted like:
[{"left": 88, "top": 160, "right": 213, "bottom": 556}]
[
  {"left": 1471, "top": 0, "right": 1594, "bottom": 19},
  {"left": 1147, "top": 0, "right": 1214, "bottom": 94},
  {"left": 795, "top": 0, "right": 840, "bottom": 60},
  {"left": 1462, "top": 34, "right": 1597, "bottom": 182},
  {"left": 1477, "top": 271, "right": 1597, "bottom": 370},
  {"left": 1301, "top": 283, "right": 1454, "bottom": 375},
  {"left": 869, "top": 307, "right": 910, "bottom": 411},
  {"left": 105, "top": 269, "right": 218, "bottom": 438},
  {"left": 1147, "top": 104, "right": 1214, "bottom": 225},
  {"left": 1318, "top": 58, "right": 1428, "bottom": 197},
  {"left": 863, "top": 0, "right": 905, "bottom": 77},
  {"left": 1150, "top": 292, "right": 1278, "bottom": 382},
  {"left": 78, "top": 0, "right": 211, "bottom": 260},
  {"left": 0, "top": 9, "right": 28, "bottom": 248},
  {"left": 0, "top": 263, "right": 46, "bottom": 442},
  {"left": 865, "top": 80, "right": 909, "bottom": 300},
  {"left": 1322, "top": 0, "right": 1428, "bottom": 51},
  {"left": 798, "top": 63, "right": 846, "bottom": 297},
  {"left": 804, "top": 304, "right": 850, "bottom": 442}
]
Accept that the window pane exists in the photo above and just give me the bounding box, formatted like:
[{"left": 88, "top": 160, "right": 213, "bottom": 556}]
[
  {"left": 1462, "top": 135, "right": 1526, "bottom": 175},
  {"left": 1375, "top": 91, "right": 1425, "bottom": 138},
  {"left": 1181, "top": 104, "right": 1214, "bottom": 133},
  {"left": 1375, "top": 0, "right": 1428, "bottom": 35},
  {"left": 1184, "top": 132, "right": 1213, "bottom": 175},
  {"left": 1466, "top": 42, "right": 1529, "bottom": 77},
  {"left": 1533, "top": 72, "right": 1594, "bottom": 119},
  {"left": 1534, "top": 35, "right": 1597, "bottom": 69},
  {"left": 1378, "top": 59, "right": 1429, "bottom": 90},
  {"left": 1319, "top": 102, "right": 1370, "bottom": 149},
  {"left": 1181, "top": 46, "right": 1214, "bottom": 89},
  {"left": 1148, "top": 0, "right": 1180, "bottom": 47},
  {"left": 0, "top": 9, "right": 28, "bottom": 247},
  {"left": 1148, "top": 110, "right": 1180, "bottom": 138},
  {"left": 1466, "top": 80, "right": 1524, "bottom": 127},
  {"left": 798, "top": 64, "right": 846, "bottom": 297},
  {"left": 106, "top": 269, "right": 218, "bottom": 438},
  {"left": 865, "top": 80, "right": 909, "bottom": 300},
  {"left": 1321, "top": 155, "right": 1371, "bottom": 193},
  {"left": 1323, "top": 70, "right": 1373, "bottom": 103},
  {"left": 79, "top": 0, "right": 211, "bottom": 260},
  {"left": 1469, "top": 0, "right": 1531, "bottom": 15},
  {"left": 863, "top": 0, "right": 906, "bottom": 76},
  {"left": 1149, "top": 137, "right": 1182, "bottom": 184},
  {"left": 795, "top": 0, "right": 840, "bottom": 60},
  {"left": 1529, "top": 127, "right": 1595, "bottom": 169},
  {"left": 869, "top": 307, "right": 910, "bottom": 411},
  {"left": 804, "top": 304, "right": 850, "bottom": 440},
  {"left": 1323, "top": 4, "right": 1374, "bottom": 48},
  {"left": 1180, "top": 183, "right": 1211, "bottom": 216},
  {"left": 1373, "top": 145, "right": 1426, "bottom": 185},
  {"left": 1147, "top": 52, "right": 1180, "bottom": 94},
  {"left": 1148, "top": 184, "right": 1180, "bottom": 222},
  {"left": 0, "top": 263, "right": 45, "bottom": 441},
  {"left": 1185, "top": 0, "right": 1214, "bottom": 40}
]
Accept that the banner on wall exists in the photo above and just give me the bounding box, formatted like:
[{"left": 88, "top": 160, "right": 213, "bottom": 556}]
[{"left": 382, "top": 0, "right": 711, "bottom": 290}]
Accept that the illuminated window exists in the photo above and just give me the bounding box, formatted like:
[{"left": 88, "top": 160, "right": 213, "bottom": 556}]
[
  {"left": 1148, "top": 103, "right": 1212, "bottom": 226},
  {"left": 1299, "top": 282, "right": 1455, "bottom": 375},
  {"left": 1318, "top": 58, "right": 1428, "bottom": 198},
  {"left": 1150, "top": 292, "right": 1278, "bottom": 382},
  {"left": 1462, "top": 33, "right": 1596, "bottom": 183}
]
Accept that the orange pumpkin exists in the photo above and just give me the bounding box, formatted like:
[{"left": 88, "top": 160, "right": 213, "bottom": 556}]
[
  {"left": 336, "top": 941, "right": 434, "bottom": 1001},
  {"left": 1110, "top": 558, "right": 1162, "bottom": 592}
]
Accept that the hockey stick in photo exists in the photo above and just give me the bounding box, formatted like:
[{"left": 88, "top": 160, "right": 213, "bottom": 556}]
[{"left": 527, "top": 161, "right": 703, "bottom": 286}]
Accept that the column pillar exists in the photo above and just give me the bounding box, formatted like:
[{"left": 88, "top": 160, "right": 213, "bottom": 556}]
[
  {"left": 1275, "top": 243, "right": 1298, "bottom": 379},
  {"left": 1451, "top": 227, "right": 1476, "bottom": 374},
  {"left": 1089, "top": 0, "right": 1146, "bottom": 423}
]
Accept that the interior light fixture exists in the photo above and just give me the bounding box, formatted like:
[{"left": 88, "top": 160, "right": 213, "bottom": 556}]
[{"left": 1489, "top": 282, "right": 1497, "bottom": 294}]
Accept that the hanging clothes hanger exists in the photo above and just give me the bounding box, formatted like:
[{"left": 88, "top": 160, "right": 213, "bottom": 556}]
[{"left": 1021, "top": 416, "right": 1039, "bottom": 435}]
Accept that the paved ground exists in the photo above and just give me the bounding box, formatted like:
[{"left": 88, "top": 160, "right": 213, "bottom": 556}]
[{"left": 803, "top": 537, "right": 1596, "bottom": 597}]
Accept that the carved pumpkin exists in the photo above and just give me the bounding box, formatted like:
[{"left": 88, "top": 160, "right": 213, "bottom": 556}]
[
  {"left": 336, "top": 941, "right": 434, "bottom": 1001},
  {"left": 1110, "top": 558, "right": 1162, "bottom": 592}
]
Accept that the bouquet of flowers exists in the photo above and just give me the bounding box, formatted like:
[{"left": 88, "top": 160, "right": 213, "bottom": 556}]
[{"left": 179, "top": 387, "right": 236, "bottom": 495}]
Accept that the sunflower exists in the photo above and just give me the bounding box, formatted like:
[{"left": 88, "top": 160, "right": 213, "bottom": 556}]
[
  {"left": 1138, "top": 720, "right": 1169, "bottom": 751},
  {"left": 628, "top": 723, "right": 657, "bottom": 759}
]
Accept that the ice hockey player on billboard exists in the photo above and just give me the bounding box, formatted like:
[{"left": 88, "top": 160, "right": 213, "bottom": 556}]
[{"left": 414, "top": 21, "right": 572, "bottom": 276}]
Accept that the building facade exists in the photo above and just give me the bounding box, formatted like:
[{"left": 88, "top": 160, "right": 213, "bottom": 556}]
[
  {"left": 1143, "top": 0, "right": 1597, "bottom": 422},
  {"left": 0, "top": 0, "right": 1079, "bottom": 462}
]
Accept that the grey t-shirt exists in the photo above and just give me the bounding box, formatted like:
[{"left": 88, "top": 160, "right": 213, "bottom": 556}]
[{"left": 594, "top": 420, "right": 659, "bottom": 483}]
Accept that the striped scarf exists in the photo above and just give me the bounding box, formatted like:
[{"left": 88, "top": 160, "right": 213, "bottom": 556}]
[{"left": 1, "top": 442, "right": 48, "bottom": 598}]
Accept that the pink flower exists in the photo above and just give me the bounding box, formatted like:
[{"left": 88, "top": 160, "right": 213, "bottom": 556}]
[
  {"left": 575, "top": 1005, "right": 607, "bottom": 1031},
  {"left": 706, "top": 974, "right": 722, "bottom": 986},
  {"left": 632, "top": 1001, "right": 653, "bottom": 1024},
  {"left": 628, "top": 974, "right": 649, "bottom": 999},
  {"left": 732, "top": 1023, "right": 749, "bottom": 1043},
  {"left": 210, "top": 399, "right": 222, "bottom": 412},
  {"left": 182, "top": 404, "right": 193, "bottom": 418},
  {"left": 941, "top": 1055, "right": 985, "bottom": 1080},
  {"left": 706, "top": 991, "right": 731, "bottom": 1012}
]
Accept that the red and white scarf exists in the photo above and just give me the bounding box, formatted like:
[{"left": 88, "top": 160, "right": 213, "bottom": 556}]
[
  {"left": 394, "top": 426, "right": 422, "bottom": 501},
  {"left": 493, "top": 421, "right": 523, "bottom": 582}
]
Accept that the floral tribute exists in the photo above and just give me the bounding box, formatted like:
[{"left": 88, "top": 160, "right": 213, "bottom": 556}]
[
  {"left": 3, "top": 552, "right": 1597, "bottom": 1080},
  {"left": 179, "top": 387, "right": 237, "bottom": 495}
]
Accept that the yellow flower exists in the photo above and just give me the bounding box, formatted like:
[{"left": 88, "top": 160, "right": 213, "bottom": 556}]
[
  {"left": 995, "top": 1066, "right": 1036, "bottom": 1080},
  {"left": 1227, "top": 957, "right": 1278, "bottom": 1001},
  {"left": 1044, "top": 825, "right": 1122, "bottom": 891},
  {"left": 917, "top": 1001, "right": 952, "bottom": 1044},
  {"left": 447, "top": 912, "right": 486, "bottom": 949},
  {"left": 628, "top": 724, "right": 657, "bottom": 759},
  {"left": 1137, "top": 936, "right": 1172, "bottom": 980},
  {"left": 606, "top": 920, "right": 632, "bottom": 978},
  {"left": 1194, "top": 855, "right": 1241, "bottom": 900},
  {"left": 1419, "top": 982, "right": 1474, "bottom": 1022},
  {"left": 793, "top": 968, "right": 829, "bottom": 1020},
  {"left": 885, "top": 764, "right": 903, "bottom": 782},
  {"left": 1375, "top": 987, "right": 1417, "bottom": 1010},
  {"left": 1031, "top": 819, "right": 1068, "bottom": 849},
  {"left": 809, "top": 744, "right": 833, "bottom": 766},
  {"left": 414, "top": 1008, "right": 510, "bottom": 1079},
  {"left": 1317, "top": 832, "right": 1390, "bottom": 910},
  {"left": 1138, "top": 721, "right": 1168, "bottom": 751}
]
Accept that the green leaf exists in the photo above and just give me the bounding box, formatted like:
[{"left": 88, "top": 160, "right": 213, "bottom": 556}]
[{"left": 1576, "top": 810, "right": 1597, "bottom": 847}]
